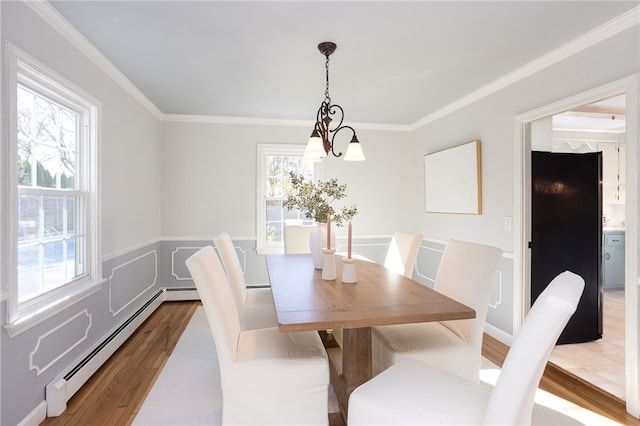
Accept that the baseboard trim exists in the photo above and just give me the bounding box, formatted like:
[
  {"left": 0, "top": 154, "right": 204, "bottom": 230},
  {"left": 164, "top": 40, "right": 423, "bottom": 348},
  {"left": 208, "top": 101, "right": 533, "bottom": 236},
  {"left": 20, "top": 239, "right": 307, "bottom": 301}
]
[
  {"left": 484, "top": 323, "right": 514, "bottom": 346},
  {"left": 17, "top": 400, "right": 46, "bottom": 426}
]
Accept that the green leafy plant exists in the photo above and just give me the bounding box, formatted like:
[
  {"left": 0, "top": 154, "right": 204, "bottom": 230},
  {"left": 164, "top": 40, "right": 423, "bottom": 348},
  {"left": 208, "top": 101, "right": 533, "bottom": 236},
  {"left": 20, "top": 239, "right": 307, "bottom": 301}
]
[{"left": 283, "top": 172, "right": 357, "bottom": 226}]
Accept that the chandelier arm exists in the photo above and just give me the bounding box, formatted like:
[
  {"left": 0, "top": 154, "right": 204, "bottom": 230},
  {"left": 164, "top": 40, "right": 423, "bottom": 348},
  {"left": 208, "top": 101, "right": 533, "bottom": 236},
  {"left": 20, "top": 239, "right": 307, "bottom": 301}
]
[
  {"left": 316, "top": 100, "right": 333, "bottom": 154},
  {"left": 329, "top": 124, "right": 358, "bottom": 158},
  {"left": 327, "top": 104, "right": 345, "bottom": 130}
]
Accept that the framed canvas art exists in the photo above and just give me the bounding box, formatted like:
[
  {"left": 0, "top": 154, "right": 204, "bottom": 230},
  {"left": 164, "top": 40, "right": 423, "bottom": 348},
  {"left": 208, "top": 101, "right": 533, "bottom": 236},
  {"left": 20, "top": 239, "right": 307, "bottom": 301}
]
[{"left": 424, "top": 140, "right": 482, "bottom": 214}]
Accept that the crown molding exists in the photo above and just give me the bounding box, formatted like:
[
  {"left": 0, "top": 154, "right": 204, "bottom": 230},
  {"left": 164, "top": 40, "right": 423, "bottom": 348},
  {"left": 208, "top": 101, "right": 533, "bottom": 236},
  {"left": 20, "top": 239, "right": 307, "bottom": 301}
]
[
  {"left": 410, "top": 6, "right": 640, "bottom": 131},
  {"left": 24, "top": 0, "right": 164, "bottom": 120},
  {"left": 162, "top": 113, "right": 411, "bottom": 132}
]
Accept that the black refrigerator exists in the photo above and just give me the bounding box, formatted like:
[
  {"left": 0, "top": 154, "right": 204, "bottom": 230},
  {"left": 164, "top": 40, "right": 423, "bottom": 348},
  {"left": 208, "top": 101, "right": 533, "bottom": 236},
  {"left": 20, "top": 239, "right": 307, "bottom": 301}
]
[{"left": 530, "top": 151, "right": 603, "bottom": 344}]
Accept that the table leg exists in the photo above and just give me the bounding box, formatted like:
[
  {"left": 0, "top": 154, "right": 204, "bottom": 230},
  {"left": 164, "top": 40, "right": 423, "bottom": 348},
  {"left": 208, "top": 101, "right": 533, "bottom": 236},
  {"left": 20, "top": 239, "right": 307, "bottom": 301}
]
[{"left": 327, "top": 327, "right": 372, "bottom": 422}]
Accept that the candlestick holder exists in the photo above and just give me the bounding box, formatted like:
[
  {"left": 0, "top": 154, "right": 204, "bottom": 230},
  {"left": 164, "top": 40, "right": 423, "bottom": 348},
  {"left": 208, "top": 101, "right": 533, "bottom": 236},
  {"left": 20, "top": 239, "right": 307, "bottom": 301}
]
[
  {"left": 341, "top": 258, "right": 357, "bottom": 283},
  {"left": 321, "top": 248, "right": 337, "bottom": 280}
]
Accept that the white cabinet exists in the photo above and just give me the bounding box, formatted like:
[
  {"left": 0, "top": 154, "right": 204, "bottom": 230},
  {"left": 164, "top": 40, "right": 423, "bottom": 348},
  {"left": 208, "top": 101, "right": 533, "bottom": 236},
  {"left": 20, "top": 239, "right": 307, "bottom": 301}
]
[
  {"left": 599, "top": 142, "right": 625, "bottom": 204},
  {"left": 603, "top": 231, "right": 625, "bottom": 290}
]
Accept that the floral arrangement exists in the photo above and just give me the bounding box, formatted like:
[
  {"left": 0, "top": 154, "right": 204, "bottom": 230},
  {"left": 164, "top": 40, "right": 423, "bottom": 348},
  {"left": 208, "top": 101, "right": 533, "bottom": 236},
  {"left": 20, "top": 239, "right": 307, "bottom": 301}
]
[{"left": 283, "top": 172, "right": 357, "bottom": 226}]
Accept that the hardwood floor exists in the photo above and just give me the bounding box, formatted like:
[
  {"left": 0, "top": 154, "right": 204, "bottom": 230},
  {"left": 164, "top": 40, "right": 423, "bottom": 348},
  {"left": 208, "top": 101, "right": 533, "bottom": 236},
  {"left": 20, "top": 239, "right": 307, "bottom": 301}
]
[
  {"left": 41, "top": 301, "right": 198, "bottom": 426},
  {"left": 41, "top": 299, "right": 639, "bottom": 426}
]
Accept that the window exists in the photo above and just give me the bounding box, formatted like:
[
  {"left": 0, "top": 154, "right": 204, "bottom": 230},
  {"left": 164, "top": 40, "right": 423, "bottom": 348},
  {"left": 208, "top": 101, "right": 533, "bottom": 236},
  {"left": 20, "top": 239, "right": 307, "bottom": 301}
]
[
  {"left": 256, "top": 144, "right": 319, "bottom": 253},
  {"left": 5, "top": 44, "right": 101, "bottom": 335}
]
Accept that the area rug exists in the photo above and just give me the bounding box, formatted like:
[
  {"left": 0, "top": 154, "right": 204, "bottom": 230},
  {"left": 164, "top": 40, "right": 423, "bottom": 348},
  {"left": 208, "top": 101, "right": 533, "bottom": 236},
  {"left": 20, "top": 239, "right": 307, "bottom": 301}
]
[{"left": 133, "top": 307, "right": 619, "bottom": 425}]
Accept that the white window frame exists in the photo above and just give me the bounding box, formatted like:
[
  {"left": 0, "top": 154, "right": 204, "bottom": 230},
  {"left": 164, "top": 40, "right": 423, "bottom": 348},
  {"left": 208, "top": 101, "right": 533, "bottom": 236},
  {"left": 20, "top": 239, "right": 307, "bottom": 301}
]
[
  {"left": 4, "top": 42, "right": 102, "bottom": 337},
  {"left": 256, "top": 143, "right": 321, "bottom": 254}
]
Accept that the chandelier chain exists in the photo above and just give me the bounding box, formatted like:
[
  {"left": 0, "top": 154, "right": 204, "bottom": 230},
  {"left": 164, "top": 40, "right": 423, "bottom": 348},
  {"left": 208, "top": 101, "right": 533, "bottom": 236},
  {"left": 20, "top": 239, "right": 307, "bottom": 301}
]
[{"left": 324, "top": 53, "right": 331, "bottom": 104}]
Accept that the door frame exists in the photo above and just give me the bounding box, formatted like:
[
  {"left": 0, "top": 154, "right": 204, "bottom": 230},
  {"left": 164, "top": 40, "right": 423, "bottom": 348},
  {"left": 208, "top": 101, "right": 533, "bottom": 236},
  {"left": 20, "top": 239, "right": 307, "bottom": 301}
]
[{"left": 513, "top": 74, "right": 639, "bottom": 416}]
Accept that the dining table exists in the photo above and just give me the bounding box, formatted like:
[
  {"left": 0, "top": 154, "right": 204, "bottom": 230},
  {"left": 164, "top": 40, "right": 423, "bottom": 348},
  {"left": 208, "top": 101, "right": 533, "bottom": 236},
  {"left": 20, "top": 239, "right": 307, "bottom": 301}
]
[{"left": 265, "top": 253, "right": 476, "bottom": 421}]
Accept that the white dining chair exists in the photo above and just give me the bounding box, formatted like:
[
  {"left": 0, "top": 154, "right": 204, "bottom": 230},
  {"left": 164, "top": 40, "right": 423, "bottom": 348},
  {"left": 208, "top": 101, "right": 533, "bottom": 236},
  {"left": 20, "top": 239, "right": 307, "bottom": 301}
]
[
  {"left": 384, "top": 231, "right": 423, "bottom": 277},
  {"left": 284, "top": 224, "right": 315, "bottom": 254},
  {"left": 349, "top": 270, "right": 585, "bottom": 426},
  {"left": 372, "top": 239, "right": 502, "bottom": 382},
  {"left": 186, "top": 246, "right": 330, "bottom": 426},
  {"left": 213, "top": 232, "right": 278, "bottom": 330}
]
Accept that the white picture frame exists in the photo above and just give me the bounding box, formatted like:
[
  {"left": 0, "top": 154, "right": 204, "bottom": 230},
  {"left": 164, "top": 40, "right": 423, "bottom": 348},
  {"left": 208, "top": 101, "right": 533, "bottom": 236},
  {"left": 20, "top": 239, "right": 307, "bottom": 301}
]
[{"left": 424, "top": 140, "right": 482, "bottom": 214}]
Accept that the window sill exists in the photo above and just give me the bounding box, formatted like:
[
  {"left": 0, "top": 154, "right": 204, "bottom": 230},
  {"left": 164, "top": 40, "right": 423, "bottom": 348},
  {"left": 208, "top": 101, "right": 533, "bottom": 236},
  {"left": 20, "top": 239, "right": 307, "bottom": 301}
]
[{"left": 5, "top": 279, "right": 105, "bottom": 338}]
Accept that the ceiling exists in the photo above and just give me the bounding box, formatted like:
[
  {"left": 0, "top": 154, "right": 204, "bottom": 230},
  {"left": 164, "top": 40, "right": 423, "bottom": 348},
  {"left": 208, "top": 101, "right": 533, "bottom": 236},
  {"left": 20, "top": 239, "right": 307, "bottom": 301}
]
[
  {"left": 554, "top": 95, "right": 627, "bottom": 132},
  {"left": 49, "top": 1, "right": 637, "bottom": 127}
]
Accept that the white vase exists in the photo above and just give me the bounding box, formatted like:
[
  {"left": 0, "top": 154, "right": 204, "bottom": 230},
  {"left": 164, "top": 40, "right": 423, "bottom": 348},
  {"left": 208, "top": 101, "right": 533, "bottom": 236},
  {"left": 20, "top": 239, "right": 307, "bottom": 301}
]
[{"left": 309, "top": 223, "right": 336, "bottom": 269}]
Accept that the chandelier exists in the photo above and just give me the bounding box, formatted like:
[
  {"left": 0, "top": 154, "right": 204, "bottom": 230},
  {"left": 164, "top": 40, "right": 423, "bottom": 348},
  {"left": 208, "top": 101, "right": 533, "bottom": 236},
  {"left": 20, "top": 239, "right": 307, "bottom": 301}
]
[{"left": 304, "top": 42, "right": 365, "bottom": 162}]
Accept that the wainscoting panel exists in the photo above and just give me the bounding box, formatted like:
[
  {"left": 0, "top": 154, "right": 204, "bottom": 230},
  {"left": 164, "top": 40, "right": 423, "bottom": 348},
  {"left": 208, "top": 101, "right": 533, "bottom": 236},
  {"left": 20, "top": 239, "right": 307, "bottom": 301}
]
[
  {"left": 30, "top": 310, "right": 92, "bottom": 376},
  {"left": 414, "top": 240, "right": 445, "bottom": 286},
  {"left": 486, "top": 256, "right": 514, "bottom": 335},
  {"left": 170, "top": 246, "right": 203, "bottom": 281},
  {"left": 108, "top": 250, "right": 158, "bottom": 316}
]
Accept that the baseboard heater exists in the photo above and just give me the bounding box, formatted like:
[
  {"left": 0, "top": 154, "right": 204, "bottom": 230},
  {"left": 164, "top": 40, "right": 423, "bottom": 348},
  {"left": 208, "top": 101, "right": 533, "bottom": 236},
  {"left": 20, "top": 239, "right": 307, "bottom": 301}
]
[
  {"left": 45, "top": 289, "right": 164, "bottom": 417},
  {"left": 164, "top": 287, "right": 199, "bottom": 301}
]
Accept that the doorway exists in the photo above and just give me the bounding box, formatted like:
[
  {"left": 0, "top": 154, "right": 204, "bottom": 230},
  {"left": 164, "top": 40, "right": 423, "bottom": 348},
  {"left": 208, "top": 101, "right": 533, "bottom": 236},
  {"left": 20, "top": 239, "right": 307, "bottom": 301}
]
[
  {"left": 530, "top": 97, "right": 624, "bottom": 398},
  {"left": 514, "top": 76, "right": 639, "bottom": 417}
]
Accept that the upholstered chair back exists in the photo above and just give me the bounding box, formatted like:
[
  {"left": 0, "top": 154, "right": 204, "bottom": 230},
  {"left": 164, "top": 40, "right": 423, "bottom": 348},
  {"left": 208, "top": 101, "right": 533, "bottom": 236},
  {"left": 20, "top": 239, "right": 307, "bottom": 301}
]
[
  {"left": 435, "top": 240, "right": 502, "bottom": 350},
  {"left": 214, "top": 232, "right": 248, "bottom": 306},
  {"left": 185, "top": 246, "right": 241, "bottom": 371},
  {"left": 484, "top": 270, "right": 584, "bottom": 425},
  {"left": 384, "top": 231, "right": 423, "bottom": 277}
]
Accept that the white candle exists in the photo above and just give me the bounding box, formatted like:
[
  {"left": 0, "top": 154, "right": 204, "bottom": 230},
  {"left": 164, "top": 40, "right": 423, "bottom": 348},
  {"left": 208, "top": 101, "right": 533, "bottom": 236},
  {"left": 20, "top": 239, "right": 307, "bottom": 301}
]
[
  {"left": 326, "top": 215, "right": 331, "bottom": 249},
  {"left": 348, "top": 221, "right": 352, "bottom": 259}
]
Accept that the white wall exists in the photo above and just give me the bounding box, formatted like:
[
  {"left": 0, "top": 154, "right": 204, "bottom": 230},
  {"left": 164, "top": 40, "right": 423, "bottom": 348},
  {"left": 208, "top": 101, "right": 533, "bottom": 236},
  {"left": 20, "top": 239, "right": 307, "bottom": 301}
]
[
  {"left": 161, "top": 120, "right": 413, "bottom": 240},
  {"left": 1, "top": 2, "right": 163, "bottom": 259},
  {"left": 411, "top": 26, "right": 639, "bottom": 253},
  {"left": 101, "top": 101, "right": 162, "bottom": 258}
]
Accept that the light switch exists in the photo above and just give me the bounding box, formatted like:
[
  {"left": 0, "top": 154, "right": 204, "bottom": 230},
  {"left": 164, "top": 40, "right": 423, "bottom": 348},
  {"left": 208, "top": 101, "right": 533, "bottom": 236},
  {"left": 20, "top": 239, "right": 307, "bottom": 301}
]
[{"left": 504, "top": 216, "right": 512, "bottom": 232}]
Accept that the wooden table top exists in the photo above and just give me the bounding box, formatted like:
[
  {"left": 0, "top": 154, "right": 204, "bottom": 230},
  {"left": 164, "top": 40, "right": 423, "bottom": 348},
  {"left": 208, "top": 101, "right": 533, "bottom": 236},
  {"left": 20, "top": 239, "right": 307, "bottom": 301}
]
[{"left": 265, "top": 254, "right": 476, "bottom": 332}]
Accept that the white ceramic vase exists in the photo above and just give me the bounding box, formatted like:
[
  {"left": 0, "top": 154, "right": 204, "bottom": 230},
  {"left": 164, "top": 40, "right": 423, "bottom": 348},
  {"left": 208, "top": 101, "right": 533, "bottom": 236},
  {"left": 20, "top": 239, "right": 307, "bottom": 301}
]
[{"left": 309, "top": 223, "right": 336, "bottom": 269}]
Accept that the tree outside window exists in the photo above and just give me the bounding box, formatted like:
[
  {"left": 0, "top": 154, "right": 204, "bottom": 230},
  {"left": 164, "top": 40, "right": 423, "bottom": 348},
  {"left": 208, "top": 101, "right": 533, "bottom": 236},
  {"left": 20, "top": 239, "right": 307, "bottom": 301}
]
[{"left": 17, "top": 84, "right": 87, "bottom": 303}]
